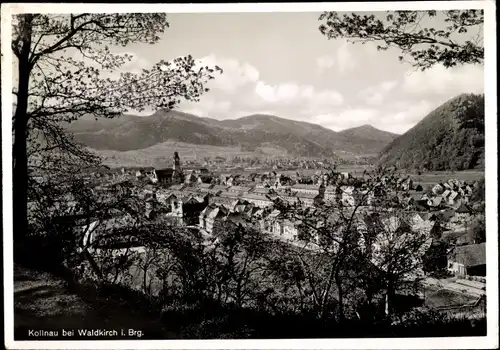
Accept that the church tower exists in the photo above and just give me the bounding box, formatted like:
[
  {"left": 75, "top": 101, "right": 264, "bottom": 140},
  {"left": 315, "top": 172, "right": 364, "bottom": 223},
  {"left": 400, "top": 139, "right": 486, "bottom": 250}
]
[{"left": 172, "top": 151, "right": 184, "bottom": 184}]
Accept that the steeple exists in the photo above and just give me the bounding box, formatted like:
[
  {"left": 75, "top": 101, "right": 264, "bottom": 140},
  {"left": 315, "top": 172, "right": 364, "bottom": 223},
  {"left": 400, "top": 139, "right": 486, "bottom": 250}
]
[{"left": 172, "top": 151, "right": 184, "bottom": 184}]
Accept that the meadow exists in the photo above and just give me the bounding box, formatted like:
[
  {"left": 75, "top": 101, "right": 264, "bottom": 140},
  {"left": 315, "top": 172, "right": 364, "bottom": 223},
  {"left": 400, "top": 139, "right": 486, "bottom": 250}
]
[{"left": 92, "top": 143, "right": 484, "bottom": 186}]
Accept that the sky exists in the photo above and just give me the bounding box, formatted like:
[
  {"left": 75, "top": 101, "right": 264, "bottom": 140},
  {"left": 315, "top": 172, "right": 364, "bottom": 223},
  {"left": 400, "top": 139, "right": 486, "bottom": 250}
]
[{"left": 26, "top": 11, "right": 485, "bottom": 134}]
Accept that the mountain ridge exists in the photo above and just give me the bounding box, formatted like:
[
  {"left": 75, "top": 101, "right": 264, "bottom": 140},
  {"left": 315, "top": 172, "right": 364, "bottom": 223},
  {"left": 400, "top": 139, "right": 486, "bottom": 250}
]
[
  {"left": 66, "top": 110, "right": 400, "bottom": 158},
  {"left": 378, "top": 93, "right": 485, "bottom": 171}
]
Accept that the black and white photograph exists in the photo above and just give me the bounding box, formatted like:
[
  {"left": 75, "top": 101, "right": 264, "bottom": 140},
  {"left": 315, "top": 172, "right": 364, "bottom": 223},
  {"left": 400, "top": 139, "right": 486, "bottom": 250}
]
[{"left": 2, "top": 1, "right": 498, "bottom": 349}]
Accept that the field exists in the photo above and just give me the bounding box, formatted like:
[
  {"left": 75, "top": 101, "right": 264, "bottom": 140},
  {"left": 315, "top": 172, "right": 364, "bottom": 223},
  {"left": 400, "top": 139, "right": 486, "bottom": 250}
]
[
  {"left": 93, "top": 142, "right": 259, "bottom": 168},
  {"left": 91, "top": 143, "right": 484, "bottom": 185},
  {"left": 409, "top": 170, "right": 485, "bottom": 187},
  {"left": 92, "top": 141, "right": 295, "bottom": 168}
]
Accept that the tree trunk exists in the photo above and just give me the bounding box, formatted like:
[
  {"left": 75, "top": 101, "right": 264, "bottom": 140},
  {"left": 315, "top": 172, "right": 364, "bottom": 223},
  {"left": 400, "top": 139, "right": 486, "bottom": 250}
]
[
  {"left": 385, "top": 282, "right": 394, "bottom": 316},
  {"left": 335, "top": 270, "right": 344, "bottom": 322},
  {"left": 13, "top": 15, "right": 34, "bottom": 251}
]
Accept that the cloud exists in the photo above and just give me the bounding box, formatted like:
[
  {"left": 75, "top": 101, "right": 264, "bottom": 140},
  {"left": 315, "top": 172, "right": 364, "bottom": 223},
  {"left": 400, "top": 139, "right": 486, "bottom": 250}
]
[
  {"left": 118, "top": 52, "right": 151, "bottom": 72},
  {"left": 403, "top": 64, "right": 484, "bottom": 97},
  {"left": 179, "top": 94, "right": 232, "bottom": 118},
  {"left": 380, "top": 81, "right": 398, "bottom": 92},
  {"left": 254, "top": 81, "right": 344, "bottom": 111},
  {"left": 255, "top": 82, "right": 300, "bottom": 102},
  {"left": 195, "top": 54, "right": 259, "bottom": 93},
  {"left": 359, "top": 80, "right": 398, "bottom": 105},
  {"left": 316, "top": 55, "right": 335, "bottom": 71},
  {"left": 307, "top": 99, "right": 433, "bottom": 134},
  {"left": 336, "top": 40, "right": 357, "bottom": 73},
  {"left": 376, "top": 100, "right": 434, "bottom": 133},
  {"left": 311, "top": 89, "right": 345, "bottom": 109}
]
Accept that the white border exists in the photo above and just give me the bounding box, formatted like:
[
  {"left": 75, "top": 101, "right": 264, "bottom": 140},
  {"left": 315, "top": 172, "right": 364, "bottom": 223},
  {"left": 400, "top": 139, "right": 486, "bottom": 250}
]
[{"left": 2, "top": 2, "right": 497, "bottom": 349}]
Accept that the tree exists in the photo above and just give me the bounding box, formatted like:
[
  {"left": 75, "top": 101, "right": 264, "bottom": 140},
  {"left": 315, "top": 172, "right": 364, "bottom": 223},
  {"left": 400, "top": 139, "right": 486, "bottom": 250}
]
[
  {"left": 11, "top": 13, "right": 222, "bottom": 242},
  {"left": 469, "top": 214, "right": 486, "bottom": 244},
  {"left": 359, "top": 212, "right": 432, "bottom": 315},
  {"left": 261, "top": 168, "right": 428, "bottom": 321},
  {"left": 422, "top": 241, "right": 449, "bottom": 278},
  {"left": 209, "top": 220, "right": 272, "bottom": 308},
  {"left": 318, "top": 10, "right": 484, "bottom": 71}
]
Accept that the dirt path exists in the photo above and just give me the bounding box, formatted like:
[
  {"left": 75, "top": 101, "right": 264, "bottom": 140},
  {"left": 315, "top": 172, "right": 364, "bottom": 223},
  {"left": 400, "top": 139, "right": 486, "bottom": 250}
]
[{"left": 13, "top": 265, "right": 177, "bottom": 340}]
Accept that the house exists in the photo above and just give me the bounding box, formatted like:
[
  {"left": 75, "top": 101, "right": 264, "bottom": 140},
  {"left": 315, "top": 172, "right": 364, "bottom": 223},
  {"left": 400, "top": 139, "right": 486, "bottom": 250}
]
[
  {"left": 432, "top": 183, "right": 445, "bottom": 195},
  {"left": 199, "top": 205, "right": 228, "bottom": 234},
  {"left": 340, "top": 172, "right": 351, "bottom": 180},
  {"left": 219, "top": 191, "right": 242, "bottom": 200},
  {"left": 212, "top": 185, "right": 230, "bottom": 192},
  {"left": 225, "top": 212, "right": 249, "bottom": 229},
  {"left": 226, "top": 175, "right": 237, "bottom": 187},
  {"left": 199, "top": 188, "right": 223, "bottom": 197},
  {"left": 279, "top": 194, "right": 299, "bottom": 205},
  {"left": 197, "top": 183, "right": 214, "bottom": 190},
  {"left": 324, "top": 185, "right": 338, "bottom": 202},
  {"left": 427, "top": 196, "right": 443, "bottom": 208},
  {"left": 399, "top": 178, "right": 413, "bottom": 191},
  {"left": 340, "top": 186, "right": 356, "bottom": 207},
  {"left": 455, "top": 202, "right": 474, "bottom": 216},
  {"left": 194, "top": 192, "right": 212, "bottom": 204},
  {"left": 264, "top": 210, "right": 283, "bottom": 236},
  {"left": 465, "top": 184, "right": 473, "bottom": 196},
  {"left": 243, "top": 206, "right": 264, "bottom": 220},
  {"left": 410, "top": 212, "right": 435, "bottom": 235},
  {"left": 211, "top": 191, "right": 242, "bottom": 207},
  {"left": 447, "top": 243, "right": 486, "bottom": 276},
  {"left": 273, "top": 174, "right": 293, "bottom": 190},
  {"left": 447, "top": 190, "right": 462, "bottom": 206},
  {"left": 184, "top": 173, "right": 198, "bottom": 184},
  {"left": 166, "top": 193, "right": 208, "bottom": 226},
  {"left": 406, "top": 192, "right": 429, "bottom": 210},
  {"left": 219, "top": 174, "right": 232, "bottom": 185},
  {"left": 295, "top": 192, "right": 321, "bottom": 207},
  {"left": 252, "top": 187, "right": 271, "bottom": 195},
  {"left": 282, "top": 219, "right": 303, "bottom": 241},
  {"left": 155, "top": 168, "right": 175, "bottom": 185},
  {"left": 241, "top": 193, "right": 274, "bottom": 208},
  {"left": 169, "top": 184, "right": 186, "bottom": 192},
  {"left": 197, "top": 174, "right": 214, "bottom": 184},
  {"left": 226, "top": 198, "right": 249, "bottom": 213},
  {"left": 228, "top": 185, "right": 252, "bottom": 194},
  {"left": 248, "top": 173, "right": 259, "bottom": 182},
  {"left": 291, "top": 184, "right": 320, "bottom": 195},
  {"left": 155, "top": 190, "right": 171, "bottom": 205}
]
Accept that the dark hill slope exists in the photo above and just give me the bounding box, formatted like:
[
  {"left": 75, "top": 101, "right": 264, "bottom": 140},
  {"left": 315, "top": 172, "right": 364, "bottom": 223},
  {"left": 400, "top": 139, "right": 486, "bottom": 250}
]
[
  {"left": 67, "top": 110, "right": 399, "bottom": 158},
  {"left": 378, "top": 93, "right": 485, "bottom": 171},
  {"left": 339, "top": 124, "right": 399, "bottom": 153}
]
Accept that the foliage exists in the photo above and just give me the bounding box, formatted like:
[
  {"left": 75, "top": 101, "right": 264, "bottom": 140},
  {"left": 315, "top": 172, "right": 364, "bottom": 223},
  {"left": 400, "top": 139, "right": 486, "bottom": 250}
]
[
  {"left": 470, "top": 177, "right": 485, "bottom": 203},
  {"left": 422, "top": 241, "right": 449, "bottom": 277},
  {"left": 318, "top": 10, "right": 483, "bottom": 71},
  {"left": 378, "top": 94, "right": 485, "bottom": 171},
  {"left": 12, "top": 13, "right": 222, "bottom": 242},
  {"left": 468, "top": 215, "right": 486, "bottom": 244},
  {"left": 22, "top": 162, "right": 487, "bottom": 337}
]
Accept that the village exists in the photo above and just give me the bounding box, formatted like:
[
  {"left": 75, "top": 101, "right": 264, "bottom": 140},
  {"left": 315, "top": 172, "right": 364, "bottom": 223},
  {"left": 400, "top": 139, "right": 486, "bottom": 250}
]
[{"left": 71, "top": 152, "right": 486, "bottom": 293}]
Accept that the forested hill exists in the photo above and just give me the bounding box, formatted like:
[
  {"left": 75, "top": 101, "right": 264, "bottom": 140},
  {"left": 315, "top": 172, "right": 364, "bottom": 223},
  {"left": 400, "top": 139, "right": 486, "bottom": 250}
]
[{"left": 378, "top": 93, "right": 485, "bottom": 171}]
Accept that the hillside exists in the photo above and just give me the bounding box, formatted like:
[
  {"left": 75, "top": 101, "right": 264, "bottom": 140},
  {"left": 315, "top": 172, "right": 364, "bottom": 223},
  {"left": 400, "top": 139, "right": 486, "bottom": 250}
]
[
  {"left": 378, "top": 93, "right": 485, "bottom": 171},
  {"left": 67, "top": 110, "right": 399, "bottom": 159},
  {"left": 339, "top": 124, "right": 399, "bottom": 152}
]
